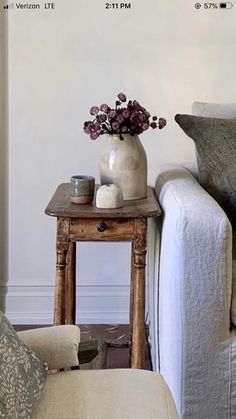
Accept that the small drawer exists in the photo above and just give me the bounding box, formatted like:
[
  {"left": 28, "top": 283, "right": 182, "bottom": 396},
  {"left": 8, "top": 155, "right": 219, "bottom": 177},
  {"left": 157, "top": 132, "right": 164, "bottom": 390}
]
[{"left": 70, "top": 218, "right": 134, "bottom": 241}]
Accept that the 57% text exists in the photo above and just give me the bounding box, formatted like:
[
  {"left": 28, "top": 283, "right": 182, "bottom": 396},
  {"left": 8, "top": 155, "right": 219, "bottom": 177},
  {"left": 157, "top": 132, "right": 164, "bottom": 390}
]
[{"left": 204, "top": 2, "right": 218, "bottom": 7}]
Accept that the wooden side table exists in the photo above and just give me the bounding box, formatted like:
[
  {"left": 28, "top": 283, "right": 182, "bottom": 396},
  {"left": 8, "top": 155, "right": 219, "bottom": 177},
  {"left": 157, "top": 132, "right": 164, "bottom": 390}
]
[{"left": 45, "top": 184, "right": 161, "bottom": 369}]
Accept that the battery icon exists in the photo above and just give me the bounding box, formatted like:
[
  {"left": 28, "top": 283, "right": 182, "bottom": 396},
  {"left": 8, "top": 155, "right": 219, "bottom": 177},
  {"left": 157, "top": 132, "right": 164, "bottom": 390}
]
[{"left": 219, "top": 2, "right": 233, "bottom": 7}]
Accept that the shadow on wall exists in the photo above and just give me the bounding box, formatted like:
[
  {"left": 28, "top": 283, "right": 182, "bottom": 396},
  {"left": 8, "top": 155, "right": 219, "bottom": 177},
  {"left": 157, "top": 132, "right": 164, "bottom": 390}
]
[{"left": 0, "top": 9, "right": 8, "bottom": 313}]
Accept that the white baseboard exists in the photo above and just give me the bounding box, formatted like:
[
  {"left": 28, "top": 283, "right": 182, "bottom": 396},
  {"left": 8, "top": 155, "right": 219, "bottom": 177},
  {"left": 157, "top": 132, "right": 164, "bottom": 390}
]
[
  {"left": 6, "top": 311, "right": 129, "bottom": 325},
  {"left": 1, "top": 284, "right": 130, "bottom": 324}
]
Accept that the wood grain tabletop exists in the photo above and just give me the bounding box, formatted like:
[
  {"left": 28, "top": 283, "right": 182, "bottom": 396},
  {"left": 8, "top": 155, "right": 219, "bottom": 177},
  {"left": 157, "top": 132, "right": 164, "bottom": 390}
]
[{"left": 45, "top": 184, "right": 161, "bottom": 219}]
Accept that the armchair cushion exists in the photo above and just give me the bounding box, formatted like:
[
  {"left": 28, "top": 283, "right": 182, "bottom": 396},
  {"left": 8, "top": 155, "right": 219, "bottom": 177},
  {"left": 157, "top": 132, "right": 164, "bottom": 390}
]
[
  {"left": 31, "top": 369, "right": 178, "bottom": 419},
  {"left": 17, "top": 325, "right": 80, "bottom": 370},
  {"left": 175, "top": 113, "right": 236, "bottom": 229},
  {"left": 192, "top": 101, "right": 236, "bottom": 119},
  {"left": 190, "top": 102, "right": 236, "bottom": 328},
  {"left": 0, "top": 312, "right": 47, "bottom": 419}
]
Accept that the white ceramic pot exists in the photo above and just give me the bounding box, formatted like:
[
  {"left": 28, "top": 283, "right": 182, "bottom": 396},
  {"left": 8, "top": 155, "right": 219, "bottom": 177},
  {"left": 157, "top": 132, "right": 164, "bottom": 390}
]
[
  {"left": 96, "top": 184, "right": 124, "bottom": 209},
  {"left": 99, "top": 134, "right": 147, "bottom": 200}
]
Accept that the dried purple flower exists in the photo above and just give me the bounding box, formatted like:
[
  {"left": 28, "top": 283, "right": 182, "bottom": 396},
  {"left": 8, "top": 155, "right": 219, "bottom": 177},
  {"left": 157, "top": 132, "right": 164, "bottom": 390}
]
[
  {"left": 158, "top": 117, "right": 167, "bottom": 129},
  {"left": 90, "top": 106, "right": 99, "bottom": 116},
  {"left": 118, "top": 93, "right": 126, "bottom": 102},
  {"left": 108, "top": 109, "right": 116, "bottom": 119},
  {"left": 83, "top": 121, "right": 92, "bottom": 134},
  {"left": 84, "top": 126, "right": 91, "bottom": 134},
  {"left": 150, "top": 122, "right": 157, "bottom": 129},
  {"left": 100, "top": 104, "right": 110, "bottom": 113},
  {"left": 97, "top": 114, "right": 107, "bottom": 123},
  {"left": 139, "top": 113, "right": 147, "bottom": 122},
  {"left": 117, "top": 114, "right": 124, "bottom": 124},
  {"left": 90, "top": 131, "right": 100, "bottom": 140},
  {"left": 122, "top": 109, "right": 130, "bottom": 118},
  {"left": 131, "top": 110, "right": 139, "bottom": 119},
  {"left": 133, "top": 100, "right": 141, "bottom": 108},
  {"left": 83, "top": 93, "right": 166, "bottom": 140},
  {"left": 112, "top": 121, "right": 119, "bottom": 131},
  {"left": 142, "top": 123, "right": 149, "bottom": 131}
]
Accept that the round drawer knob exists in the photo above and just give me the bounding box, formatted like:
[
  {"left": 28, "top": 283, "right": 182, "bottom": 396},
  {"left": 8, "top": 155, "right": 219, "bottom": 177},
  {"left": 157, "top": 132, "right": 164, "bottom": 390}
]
[{"left": 97, "top": 222, "right": 107, "bottom": 232}]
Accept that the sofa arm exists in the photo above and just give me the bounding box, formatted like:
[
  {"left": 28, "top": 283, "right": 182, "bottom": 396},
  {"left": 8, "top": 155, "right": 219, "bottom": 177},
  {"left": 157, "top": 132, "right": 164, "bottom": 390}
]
[
  {"left": 17, "top": 325, "right": 80, "bottom": 369},
  {"left": 150, "top": 164, "right": 232, "bottom": 418}
]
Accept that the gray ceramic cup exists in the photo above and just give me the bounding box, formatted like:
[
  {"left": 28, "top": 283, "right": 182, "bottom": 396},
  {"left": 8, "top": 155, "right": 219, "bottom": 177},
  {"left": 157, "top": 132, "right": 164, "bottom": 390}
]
[{"left": 70, "top": 175, "right": 95, "bottom": 204}]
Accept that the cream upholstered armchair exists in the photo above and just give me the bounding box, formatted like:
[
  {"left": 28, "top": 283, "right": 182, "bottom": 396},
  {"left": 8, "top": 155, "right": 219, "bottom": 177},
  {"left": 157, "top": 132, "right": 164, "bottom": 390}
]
[
  {"left": 17, "top": 325, "right": 178, "bottom": 419},
  {"left": 148, "top": 102, "right": 236, "bottom": 419}
]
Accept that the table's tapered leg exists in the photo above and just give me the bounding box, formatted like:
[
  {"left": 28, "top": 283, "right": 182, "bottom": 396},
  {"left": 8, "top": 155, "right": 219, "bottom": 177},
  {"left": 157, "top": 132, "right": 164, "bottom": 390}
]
[
  {"left": 54, "top": 251, "right": 67, "bottom": 325},
  {"left": 65, "top": 241, "right": 76, "bottom": 324},
  {"left": 54, "top": 218, "right": 70, "bottom": 325},
  {"left": 129, "top": 242, "right": 135, "bottom": 325},
  {"left": 129, "top": 242, "right": 135, "bottom": 362},
  {"left": 131, "top": 218, "right": 147, "bottom": 369}
]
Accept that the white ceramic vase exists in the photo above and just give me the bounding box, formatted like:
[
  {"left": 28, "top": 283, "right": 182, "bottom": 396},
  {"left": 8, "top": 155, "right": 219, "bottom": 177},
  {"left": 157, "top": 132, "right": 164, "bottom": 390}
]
[{"left": 99, "top": 134, "right": 147, "bottom": 200}]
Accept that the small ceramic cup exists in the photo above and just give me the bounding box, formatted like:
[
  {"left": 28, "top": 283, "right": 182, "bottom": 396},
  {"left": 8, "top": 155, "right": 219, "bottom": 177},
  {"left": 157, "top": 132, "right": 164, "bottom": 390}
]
[{"left": 70, "top": 175, "right": 95, "bottom": 204}]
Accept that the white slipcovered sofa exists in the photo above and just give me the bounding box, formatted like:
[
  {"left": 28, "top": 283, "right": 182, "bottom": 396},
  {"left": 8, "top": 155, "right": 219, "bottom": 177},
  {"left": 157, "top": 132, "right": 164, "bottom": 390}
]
[{"left": 148, "top": 102, "right": 236, "bottom": 419}]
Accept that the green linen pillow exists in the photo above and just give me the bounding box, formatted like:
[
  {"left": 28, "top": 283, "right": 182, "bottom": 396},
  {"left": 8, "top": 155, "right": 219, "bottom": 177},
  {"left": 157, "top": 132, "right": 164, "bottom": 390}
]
[
  {"left": 175, "top": 114, "right": 236, "bottom": 230},
  {"left": 0, "top": 311, "right": 47, "bottom": 418}
]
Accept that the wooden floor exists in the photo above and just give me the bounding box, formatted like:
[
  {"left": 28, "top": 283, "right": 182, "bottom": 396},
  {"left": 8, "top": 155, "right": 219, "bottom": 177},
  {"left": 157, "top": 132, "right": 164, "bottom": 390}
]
[{"left": 15, "top": 324, "right": 152, "bottom": 370}]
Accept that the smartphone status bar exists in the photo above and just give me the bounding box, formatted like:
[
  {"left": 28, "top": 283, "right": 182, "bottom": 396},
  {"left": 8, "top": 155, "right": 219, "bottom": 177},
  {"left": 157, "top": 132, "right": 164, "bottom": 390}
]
[{"left": 195, "top": 2, "right": 233, "bottom": 9}]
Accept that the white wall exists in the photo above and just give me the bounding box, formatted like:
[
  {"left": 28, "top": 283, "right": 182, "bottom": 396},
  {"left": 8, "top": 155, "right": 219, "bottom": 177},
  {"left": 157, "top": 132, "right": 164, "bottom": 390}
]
[
  {"left": 3, "top": 0, "right": 236, "bottom": 323},
  {"left": 0, "top": 9, "right": 8, "bottom": 313}
]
